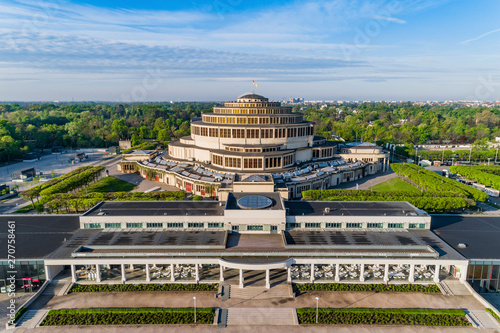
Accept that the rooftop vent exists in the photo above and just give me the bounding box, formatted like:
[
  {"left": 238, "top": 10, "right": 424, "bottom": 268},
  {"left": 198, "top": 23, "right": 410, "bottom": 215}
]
[
  {"left": 97, "top": 211, "right": 107, "bottom": 216},
  {"left": 457, "top": 243, "right": 468, "bottom": 248},
  {"left": 325, "top": 207, "right": 330, "bottom": 213},
  {"left": 164, "top": 213, "right": 168, "bottom": 215}
]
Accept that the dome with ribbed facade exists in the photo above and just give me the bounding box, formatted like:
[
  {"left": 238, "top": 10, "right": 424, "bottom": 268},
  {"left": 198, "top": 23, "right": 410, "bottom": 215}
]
[{"left": 237, "top": 93, "right": 268, "bottom": 102}]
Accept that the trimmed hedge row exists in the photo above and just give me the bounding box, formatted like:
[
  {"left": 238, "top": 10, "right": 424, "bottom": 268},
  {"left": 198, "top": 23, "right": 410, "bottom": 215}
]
[
  {"left": 295, "top": 283, "right": 440, "bottom": 293},
  {"left": 39, "top": 166, "right": 105, "bottom": 197},
  {"left": 70, "top": 283, "right": 218, "bottom": 293},
  {"left": 392, "top": 163, "right": 487, "bottom": 201},
  {"left": 297, "top": 308, "right": 470, "bottom": 326},
  {"left": 450, "top": 165, "right": 500, "bottom": 190},
  {"left": 486, "top": 308, "right": 500, "bottom": 323},
  {"left": 41, "top": 308, "right": 215, "bottom": 326}
]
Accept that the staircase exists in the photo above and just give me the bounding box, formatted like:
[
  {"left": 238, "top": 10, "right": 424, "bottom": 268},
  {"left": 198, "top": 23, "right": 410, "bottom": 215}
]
[
  {"left": 441, "top": 280, "right": 471, "bottom": 296},
  {"left": 229, "top": 284, "right": 293, "bottom": 299},
  {"left": 467, "top": 309, "right": 500, "bottom": 329},
  {"left": 438, "top": 281, "right": 453, "bottom": 295},
  {"left": 226, "top": 308, "right": 297, "bottom": 326},
  {"left": 15, "top": 310, "right": 49, "bottom": 329}
]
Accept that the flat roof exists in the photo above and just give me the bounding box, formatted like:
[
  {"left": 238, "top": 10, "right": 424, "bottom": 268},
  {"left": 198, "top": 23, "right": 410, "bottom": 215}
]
[
  {"left": 226, "top": 192, "right": 283, "bottom": 210},
  {"left": 285, "top": 201, "right": 424, "bottom": 217},
  {"left": 84, "top": 201, "right": 225, "bottom": 217},
  {"left": 0, "top": 215, "right": 80, "bottom": 259},
  {"left": 432, "top": 215, "right": 500, "bottom": 260}
]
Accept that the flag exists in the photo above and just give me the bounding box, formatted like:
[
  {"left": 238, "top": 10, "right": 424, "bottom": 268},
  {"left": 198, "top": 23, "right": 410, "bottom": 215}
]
[{"left": 252, "top": 80, "right": 257, "bottom": 88}]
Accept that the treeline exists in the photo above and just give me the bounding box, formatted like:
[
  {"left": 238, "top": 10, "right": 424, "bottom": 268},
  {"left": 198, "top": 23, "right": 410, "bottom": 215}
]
[
  {"left": 301, "top": 189, "right": 472, "bottom": 212},
  {"left": 303, "top": 102, "right": 500, "bottom": 144},
  {"left": 450, "top": 165, "right": 500, "bottom": 190},
  {"left": 0, "top": 102, "right": 214, "bottom": 162},
  {"left": 44, "top": 191, "right": 187, "bottom": 213},
  {"left": 391, "top": 163, "right": 487, "bottom": 201}
]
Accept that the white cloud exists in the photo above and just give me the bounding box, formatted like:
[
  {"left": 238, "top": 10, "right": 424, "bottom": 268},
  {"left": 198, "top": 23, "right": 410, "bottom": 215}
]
[{"left": 460, "top": 27, "right": 500, "bottom": 45}]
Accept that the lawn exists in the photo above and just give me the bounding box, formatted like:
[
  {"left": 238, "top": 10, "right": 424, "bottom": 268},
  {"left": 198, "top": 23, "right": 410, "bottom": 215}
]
[
  {"left": 369, "top": 177, "right": 420, "bottom": 193},
  {"left": 84, "top": 176, "right": 136, "bottom": 193}
]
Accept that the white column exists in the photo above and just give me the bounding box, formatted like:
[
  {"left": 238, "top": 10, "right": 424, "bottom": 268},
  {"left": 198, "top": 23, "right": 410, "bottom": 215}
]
[
  {"left": 287, "top": 267, "right": 292, "bottom": 283},
  {"left": 71, "top": 265, "right": 77, "bottom": 283},
  {"left": 220, "top": 265, "right": 224, "bottom": 282},
  {"left": 195, "top": 264, "right": 199, "bottom": 283},
  {"left": 434, "top": 264, "right": 440, "bottom": 283},
  {"left": 130, "top": 264, "right": 134, "bottom": 270},
  {"left": 171, "top": 264, "right": 175, "bottom": 282},
  {"left": 121, "top": 264, "right": 126, "bottom": 283},
  {"left": 266, "top": 269, "right": 270, "bottom": 289},
  {"left": 45, "top": 265, "right": 52, "bottom": 281},
  {"left": 359, "top": 264, "right": 365, "bottom": 282},
  {"left": 239, "top": 269, "right": 244, "bottom": 289},
  {"left": 310, "top": 264, "right": 315, "bottom": 283},
  {"left": 96, "top": 264, "right": 101, "bottom": 283},
  {"left": 460, "top": 265, "right": 467, "bottom": 282},
  {"left": 335, "top": 264, "right": 340, "bottom": 282},
  {"left": 145, "top": 264, "right": 150, "bottom": 282},
  {"left": 409, "top": 264, "right": 415, "bottom": 283},
  {"left": 384, "top": 264, "right": 389, "bottom": 283}
]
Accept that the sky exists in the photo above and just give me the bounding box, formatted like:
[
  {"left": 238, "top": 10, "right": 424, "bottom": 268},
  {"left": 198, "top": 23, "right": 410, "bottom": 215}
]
[{"left": 1, "top": 0, "right": 500, "bottom": 102}]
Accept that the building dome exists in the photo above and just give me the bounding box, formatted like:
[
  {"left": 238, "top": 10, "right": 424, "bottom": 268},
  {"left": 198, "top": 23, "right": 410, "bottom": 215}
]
[{"left": 237, "top": 93, "right": 268, "bottom": 102}]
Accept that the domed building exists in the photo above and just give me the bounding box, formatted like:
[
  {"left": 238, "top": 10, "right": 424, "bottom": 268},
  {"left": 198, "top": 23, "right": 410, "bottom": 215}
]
[
  {"left": 119, "top": 93, "right": 389, "bottom": 199},
  {"left": 168, "top": 93, "right": 336, "bottom": 171}
]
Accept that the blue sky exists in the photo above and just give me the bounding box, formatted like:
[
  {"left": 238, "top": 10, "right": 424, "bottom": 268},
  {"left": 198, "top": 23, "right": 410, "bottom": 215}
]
[{"left": 1, "top": 0, "right": 500, "bottom": 101}]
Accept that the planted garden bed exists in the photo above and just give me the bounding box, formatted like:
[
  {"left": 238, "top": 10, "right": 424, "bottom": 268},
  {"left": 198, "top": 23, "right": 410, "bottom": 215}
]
[
  {"left": 294, "top": 283, "right": 440, "bottom": 293},
  {"left": 70, "top": 283, "right": 218, "bottom": 293},
  {"left": 42, "top": 308, "right": 215, "bottom": 326},
  {"left": 297, "top": 308, "right": 470, "bottom": 326}
]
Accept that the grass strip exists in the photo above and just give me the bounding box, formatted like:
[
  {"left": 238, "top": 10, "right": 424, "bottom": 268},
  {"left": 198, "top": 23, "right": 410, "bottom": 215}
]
[
  {"left": 70, "top": 283, "right": 218, "bottom": 293},
  {"left": 42, "top": 308, "right": 215, "bottom": 326},
  {"left": 297, "top": 308, "right": 470, "bottom": 326},
  {"left": 486, "top": 308, "right": 500, "bottom": 323},
  {"left": 295, "top": 283, "right": 440, "bottom": 293}
]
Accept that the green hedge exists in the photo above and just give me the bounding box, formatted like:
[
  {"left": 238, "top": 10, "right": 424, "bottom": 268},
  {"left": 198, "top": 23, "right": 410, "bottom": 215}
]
[
  {"left": 42, "top": 308, "right": 215, "bottom": 326},
  {"left": 295, "top": 283, "right": 440, "bottom": 293},
  {"left": 13, "top": 306, "right": 27, "bottom": 323},
  {"left": 297, "top": 308, "right": 470, "bottom": 326},
  {"left": 451, "top": 165, "right": 500, "bottom": 190},
  {"left": 39, "top": 166, "right": 105, "bottom": 197},
  {"left": 486, "top": 308, "right": 500, "bottom": 323},
  {"left": 392, "top": 163, "right": 487, "bottom": 201},
  {"left": 70, "top": 283, "right": 218, "bottom": 293}
]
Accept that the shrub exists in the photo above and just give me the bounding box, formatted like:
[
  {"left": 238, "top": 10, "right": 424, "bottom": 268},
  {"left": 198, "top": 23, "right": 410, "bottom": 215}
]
[
  {"left": 70, "top": 283, "right": 218, "bottom": 293},
  {"left": 296, "top": 308, "right": 470, "bottom": 326},
  {"left": 41, "top": 308, "right": 215, "bottom": 326},
  {"left": 294, "top": 283, "right": 440, "bottom": 293},
  {"left": 486, "top": 308, "right": 500, "bottom": 323}
]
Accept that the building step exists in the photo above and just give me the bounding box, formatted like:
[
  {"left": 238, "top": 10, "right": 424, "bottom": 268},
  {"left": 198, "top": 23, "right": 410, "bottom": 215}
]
[
  {"left": 226, "top": 308, "right": 297, "bottom": 326},
  {"left": 468, "top": 309, "right": 500, "bottom": 329},
  {"left": 16, "top": 310, "right": 49, "bottom": 329},
  {"left": 442, "top": 280, "right": 471, "bottom": 295},
  {"left": 229, "top": 284, "right": 293, "bottom": 299},
  {"left": 438, "top": 281, "right": 453, "bottom": 296}
]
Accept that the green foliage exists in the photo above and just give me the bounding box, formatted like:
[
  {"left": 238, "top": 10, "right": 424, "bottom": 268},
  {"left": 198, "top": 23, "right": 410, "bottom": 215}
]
[
  {"left": 296, "top": 308, "right": 470, "bottom": 326},
  {"left": 295, "top": 283, "right": 440, "bottom": 293},
  {"left": 302, "top": 188, "right": 471, "bottom": 212},
  {"left": 70, "top": 283, "right": 218, "bottom": 293},
  {"left": 486, "top": 308, "right": 500, "bottom": 323},
  {"left": 43, "top": 190, "right": 186, "bottom": 213},
  {"left": 13, "top": 306, "right": 27, "bottom": 323},
  {"left": 14, "top": 204, "right": 35, "bottom": 213},
  {"left": 83, "top": 176, "right": 136, "bottom": 193},
  {"left": 369, "top": 177, "right": 420, "bottom": 193},
  {"left": 42, "top": 307, "right": 215, "bottom": 326},
  {"left": 192, "top": 195, "right": 203, "bottom": 201},
  {"left": 392, "top": 163, "right": 488, "bottom": 201},
  {"left": 39, "top": 166, "right": 105, "bottom": 197},
  {"left": 450, "top": 165, "right": 500, "bottom": 190}
]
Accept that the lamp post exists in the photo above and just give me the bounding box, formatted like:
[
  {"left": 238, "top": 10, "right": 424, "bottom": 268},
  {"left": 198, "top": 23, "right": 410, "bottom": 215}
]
[
  {"left": 469, "top": 147, "right": 472, "bottom": 163},
  {"left": 315, "top": 296, "right": 320, "bottom": 323},
  {"left": 193, "top": 296, "right": 197, "bottom": 323},
  {"left": 496, "top": 148, "right": 499, "bottom": 164}
]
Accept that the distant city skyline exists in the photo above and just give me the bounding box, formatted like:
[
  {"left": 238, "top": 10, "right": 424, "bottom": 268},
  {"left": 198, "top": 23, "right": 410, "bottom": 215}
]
[{"left": 1, "top": 0, "right": 500, "bottom": 102}]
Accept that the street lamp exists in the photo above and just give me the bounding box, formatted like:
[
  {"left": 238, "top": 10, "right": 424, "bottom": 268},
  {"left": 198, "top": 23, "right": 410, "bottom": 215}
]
[
  {"left": 193, "top": 296, "right": 197, "bottom": 323},
  {"left": 315, "top": 296, "right": 320, "bottom": 323}
]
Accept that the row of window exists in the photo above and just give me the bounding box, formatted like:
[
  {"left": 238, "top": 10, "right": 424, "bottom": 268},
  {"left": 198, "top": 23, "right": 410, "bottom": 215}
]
[
  {"left": 211, "top": 154, "right": 286, "bottom": 169},
  {"left": 84, "top": 222, "right": 225, "bottom": 229},
  {"left": 221, "top": 102, "right": 281, "bottom": 107},
  {"left": 312, "top": 147, "right": 335, "bottom": 159},
  {"left": 202, "top": 115, "right": 302, "bottom": 125},
  {"left": 192, "top": 125, "right": 313, "bottom": 139},
  {"left": 287, "top": 223, "right": 426, "bottom": 229}
]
